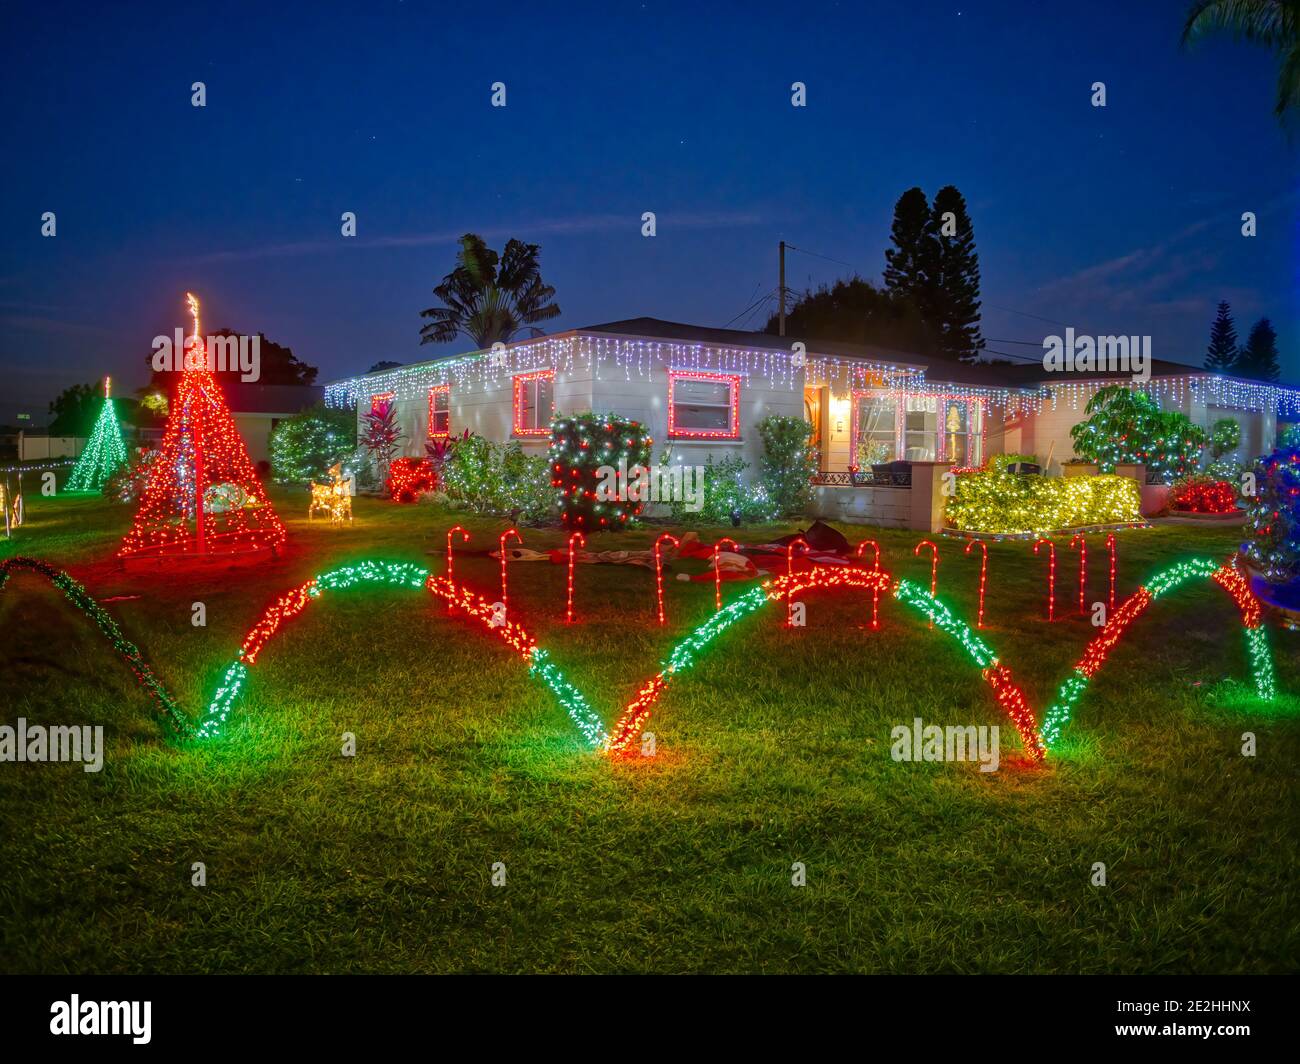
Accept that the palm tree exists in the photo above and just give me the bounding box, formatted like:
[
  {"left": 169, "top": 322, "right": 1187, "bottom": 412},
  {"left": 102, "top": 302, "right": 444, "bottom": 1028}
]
[
  {"left": 1182, "top": 1, "right": 1300, "bottom": 118},
  {"left": 419, "top": 234, "right": 561, "bottom": 348}
]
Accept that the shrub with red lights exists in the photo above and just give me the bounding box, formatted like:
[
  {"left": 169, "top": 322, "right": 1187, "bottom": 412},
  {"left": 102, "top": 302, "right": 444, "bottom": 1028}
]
[
  {"left": 1170, "top": 476, "right": 1238, "bottom": 514},
  {"left": 386, "top": 457, "right": 437, "bottom": 503},
  {"left": 549, "top": 412, "right": 652, "bottom": 531}
]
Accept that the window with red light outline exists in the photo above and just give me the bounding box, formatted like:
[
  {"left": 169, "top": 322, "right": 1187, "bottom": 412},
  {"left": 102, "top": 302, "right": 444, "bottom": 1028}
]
[
  {"left": 667, "top": 370, "right": 741, "bottom": 440},
  {"left": 370, "top": 392, "right": 395, "bottom": 417},
  {"left": 428, "top": 384, "right": 450, "bottom": 439},
  {"left": 512, "top": 370, "right": 554, "bottom": 437},
  {"left": 849, "top": 390, "right": 985, "bottom": 469}
]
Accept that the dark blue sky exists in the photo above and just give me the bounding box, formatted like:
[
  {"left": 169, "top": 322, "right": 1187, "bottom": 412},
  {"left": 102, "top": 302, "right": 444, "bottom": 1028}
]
[{"left": 1, "top": 0, "right": 1295, "bottom": 424}]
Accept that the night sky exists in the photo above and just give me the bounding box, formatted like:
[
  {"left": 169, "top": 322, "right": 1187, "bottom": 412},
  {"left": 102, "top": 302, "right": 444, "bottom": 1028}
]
[{"left": 1, "top": 0, "right": 1295, "bottom": 425}]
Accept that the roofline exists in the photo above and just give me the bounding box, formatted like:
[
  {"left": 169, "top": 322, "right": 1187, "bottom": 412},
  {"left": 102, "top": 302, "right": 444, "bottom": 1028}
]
[{"left": 324, "top": 326, "right": 930, "bottom": 388}]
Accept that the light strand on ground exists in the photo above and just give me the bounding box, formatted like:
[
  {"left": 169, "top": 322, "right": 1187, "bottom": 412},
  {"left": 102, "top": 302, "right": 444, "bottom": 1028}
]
[
  {"left": 0, "top": 557, "right": 190, "bottom": 736},
  {"left": 1038, "top": 558, "right": 1277, "bottom": 746}
]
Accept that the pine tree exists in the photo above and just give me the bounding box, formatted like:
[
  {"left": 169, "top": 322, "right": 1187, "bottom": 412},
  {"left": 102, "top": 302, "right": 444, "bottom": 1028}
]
[
  {"left": 66, "top": 378, "right": 128, "bottom": 493},
  {"left": 1236, "top": 318, "right": 1281, "bottom": 382},
  {"left": 1203, "top": 300, "right": 1239, "bottom": 371},
  {"left": 930, "top": 185, "right": 983, "bottom": 363},
  {"left": 883, "top": 187, "right": 937, "bottom": 321}
]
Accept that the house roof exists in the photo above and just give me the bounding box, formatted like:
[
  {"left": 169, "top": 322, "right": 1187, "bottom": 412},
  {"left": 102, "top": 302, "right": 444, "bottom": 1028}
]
[
  {"left": 324, "top": 317, "right": 1296, "bottom": 412},
  {"left": 222, "top": 383, "right": 324, "bottom": 414},
  {"left": 583, "top": 317, "right": 1300, "bottom": 390}
]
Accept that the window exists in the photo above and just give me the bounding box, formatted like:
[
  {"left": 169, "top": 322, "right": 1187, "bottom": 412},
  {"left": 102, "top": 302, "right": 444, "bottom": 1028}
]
[
  {"left": 370, "top": 392, "right": 394, "bottom": 418},
  {"left": 513, "top": 370, "right": 553, "bottom": 436},
  {"left": 904, "top": 396, "right": 938, "bottom": 461},
  {"left": 668, "top": 371, "right": 740, "bottom": 439},
  {"left": 428, "top": 385, "right": 450, "bottom": 438},
  {"left": 851, "top": 392, "right": 898, "bottom": 467},
  {"left": 942, "top": 399, "right": 983, "bottom": 467},
  {"left": 850, "top": 392, "right": 983, "bottom": 468}
]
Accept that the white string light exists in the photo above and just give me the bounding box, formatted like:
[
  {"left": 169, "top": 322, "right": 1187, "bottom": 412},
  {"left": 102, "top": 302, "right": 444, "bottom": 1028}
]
[{"left": 324, "top": 334, "right": 1300, "bottom": 420}]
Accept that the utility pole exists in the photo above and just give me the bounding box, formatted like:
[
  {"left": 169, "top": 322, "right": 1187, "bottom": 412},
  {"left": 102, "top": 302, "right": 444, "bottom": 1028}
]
[{"left": 778, "top": 240, "right": 786, "bottom": 336}]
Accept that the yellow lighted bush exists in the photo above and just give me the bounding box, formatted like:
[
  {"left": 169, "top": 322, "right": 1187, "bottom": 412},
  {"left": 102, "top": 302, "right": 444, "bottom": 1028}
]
[{"left": 945, "top": 470, "right": 1142, "bottom": 534}]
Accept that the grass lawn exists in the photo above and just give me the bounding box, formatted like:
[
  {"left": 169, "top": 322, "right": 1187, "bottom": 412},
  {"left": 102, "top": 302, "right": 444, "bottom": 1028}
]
[{"left": 1, "top": 485, "right": 1297, "bottom": 974}]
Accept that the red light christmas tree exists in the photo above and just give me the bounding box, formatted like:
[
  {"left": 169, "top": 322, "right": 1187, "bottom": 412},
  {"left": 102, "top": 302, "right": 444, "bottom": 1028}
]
[{"left": 118, "top": 293, "right": 285, "bottom": 562}]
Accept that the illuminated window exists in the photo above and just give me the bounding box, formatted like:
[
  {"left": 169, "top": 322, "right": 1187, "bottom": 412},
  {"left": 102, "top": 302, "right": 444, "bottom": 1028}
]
[
  {"left": 903, "top": 396, "right": 938, "bottom": 460},
  {"left": 513, "top": 371, "right": 553, "bottom": 436},
  {"left": 851, "top": 391, "right": 898, "bottom": 467},
  {"left": 370, "top": 392, "right": 395, "bottom": 417},
  {"left": 428, "top": 385, "right": 450, "bottom": 438},
  {"left": 850, "top": 392, "right": 984, "bottom": 468},
  {"left": 942, "top": 399, "right": 984, "bottom": 467},
  {"left": 668, "top": 371, "right": 740, "bottom": 439}
]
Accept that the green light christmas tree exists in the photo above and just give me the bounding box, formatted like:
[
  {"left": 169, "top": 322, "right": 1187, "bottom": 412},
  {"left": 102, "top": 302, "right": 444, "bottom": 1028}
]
[{"left": 66, "top": 377, "right": 128, "bottom": 493}]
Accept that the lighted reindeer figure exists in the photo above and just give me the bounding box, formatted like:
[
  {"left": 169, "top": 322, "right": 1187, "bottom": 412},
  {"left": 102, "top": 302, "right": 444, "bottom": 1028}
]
[{"left": 309, "top": 463, "right": 352, "bottom": 525}]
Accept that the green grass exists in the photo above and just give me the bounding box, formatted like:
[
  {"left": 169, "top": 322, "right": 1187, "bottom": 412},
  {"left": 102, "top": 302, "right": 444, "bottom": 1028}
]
[{"left": 1, "top": 486, "right": 1297, "bottom": 973}]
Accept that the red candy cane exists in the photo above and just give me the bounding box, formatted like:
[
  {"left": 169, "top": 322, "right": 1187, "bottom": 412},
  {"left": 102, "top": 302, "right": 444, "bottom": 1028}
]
[
  {"left": 785, "top": 537, "right": 809, "bottom": 626},
  {"left": 499, "top": 528, "right": 522, "bottom": 621},
  {"left": 1034, "top": 538, "right": 1056, "bottom": 621},
  {"left": 566, "top": 531, "right": 585, "bottom": 624},
  {"left": 446, "top": 525, "right": 469, "bottom": 612},
  {"left": 1106, "top": 532, "right": 1117, "bottom": 613},
  {"left": 855, "top": 539, "right": 881, "bottom": 629},
  {"left": 964, "top": 539, "right": 988, "bottom": 629},
  {"left": 712, "top": 536, "right": 739, "bottom": 612},
  {"left": 914, "top": 540, "right": 939, "bottom": 628},
  {"left": 653, "top": 533, "right": 679, "bottom": 625},
  {"left": 446, "top": 525, "right": 469, "bottom": 585},
  {"left": 1069, "top": 534, "right": 1087, "bottom": 614}
]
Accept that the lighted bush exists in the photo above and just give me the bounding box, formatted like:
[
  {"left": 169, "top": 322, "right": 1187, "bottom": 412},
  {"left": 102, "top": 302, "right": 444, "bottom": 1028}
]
[
  {"left": 442, "top": 433, "right": 554, "bottom": 523},
  {"left": 945, "top": 470, "right": 1142, "bottom": 534},
  {"left": 549, "top": 412, "right": 652, "bottom": 531},
  {"left": 269, "top": 404, "right": 357, "bottom": 483},
  {"left": 1069, "top": 385, "right": 1205, "bottom": 482},
  {"left": 386, "top": 457, "right": 437, "bottom": 503},
  {"left": 757, "top": 415, "right": 817, "bottom": 515},
  {"left": 660, "top": 450, "right": 779, "bottom": 525},
  {"left": 1169, "top": 475, "right": 1237, "bottom": 514}
]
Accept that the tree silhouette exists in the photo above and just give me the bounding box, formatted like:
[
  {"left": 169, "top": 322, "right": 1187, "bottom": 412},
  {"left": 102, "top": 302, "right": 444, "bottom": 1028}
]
[
  {"left": 1204, "top": 301, "right": 1239, "bottom": 371},
  {"left": 419, "top": 234, "right": 561, "bottom": 349}
]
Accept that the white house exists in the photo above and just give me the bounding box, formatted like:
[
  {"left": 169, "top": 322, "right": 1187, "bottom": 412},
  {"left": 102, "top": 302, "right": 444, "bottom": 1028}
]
[{"left": 324, "top": 317, "right": 1300, "bottom": 528}]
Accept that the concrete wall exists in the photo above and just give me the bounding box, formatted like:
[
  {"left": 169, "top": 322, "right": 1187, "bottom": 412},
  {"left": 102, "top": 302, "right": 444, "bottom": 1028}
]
[
  {"left": 361, "top": 358, "right": 809, "bottom": 474},
  {"left": 230, "top": 413, "right": 281, "bottom": 465},
  {"left": 18, "top": 435, "right": 84, "bottom": 460},
  {"left": 809, "top": 462, "right": 953, "bottom": 532}
]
